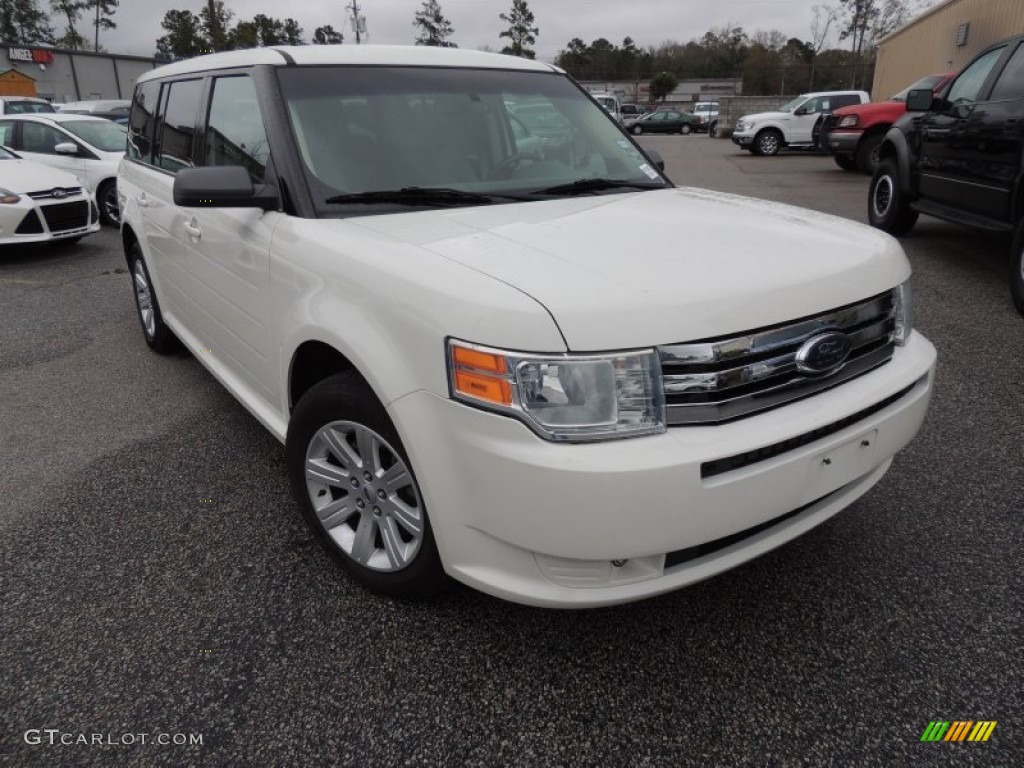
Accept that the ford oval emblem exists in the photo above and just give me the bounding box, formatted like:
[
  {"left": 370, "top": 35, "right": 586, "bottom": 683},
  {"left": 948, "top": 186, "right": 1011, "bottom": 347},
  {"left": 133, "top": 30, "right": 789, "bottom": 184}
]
[
  {"left": 795, "top": 331, "right": 852, "bottom": 375},
  {"left": 52, "top": 188, "right": 67, "bottom": 199}
]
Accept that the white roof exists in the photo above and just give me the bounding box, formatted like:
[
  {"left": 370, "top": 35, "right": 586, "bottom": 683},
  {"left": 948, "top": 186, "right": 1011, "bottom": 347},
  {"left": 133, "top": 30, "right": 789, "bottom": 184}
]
[{"left": 141, "top": 45, "right": 558, "bottom": 83}]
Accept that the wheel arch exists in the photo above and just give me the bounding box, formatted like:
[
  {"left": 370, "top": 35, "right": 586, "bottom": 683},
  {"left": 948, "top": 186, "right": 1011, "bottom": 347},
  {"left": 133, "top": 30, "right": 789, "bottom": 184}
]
[
  {"left": 878, "top": 127, "right": 914, "bottom": 196},
  {"left": 121, "top": 222, "right": 140, "bottom": 267}
]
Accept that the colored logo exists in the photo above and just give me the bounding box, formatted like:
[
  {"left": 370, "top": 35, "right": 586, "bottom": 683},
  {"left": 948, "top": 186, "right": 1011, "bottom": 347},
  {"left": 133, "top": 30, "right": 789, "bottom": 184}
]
[{"left": 920, "top": 721, "right": 997, "bottom": 742}]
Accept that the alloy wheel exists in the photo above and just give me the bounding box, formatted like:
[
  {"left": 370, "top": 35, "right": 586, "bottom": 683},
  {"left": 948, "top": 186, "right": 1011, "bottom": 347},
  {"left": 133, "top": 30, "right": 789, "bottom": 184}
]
[
  {"left": 304, "top": 420, "right": 423, "bottom": 572},
  {"left": 872, "top": 175, "right": 894, "bottom": 219},
  {"left": 132, "top": 260, "right": 155, "bottom": 339}
]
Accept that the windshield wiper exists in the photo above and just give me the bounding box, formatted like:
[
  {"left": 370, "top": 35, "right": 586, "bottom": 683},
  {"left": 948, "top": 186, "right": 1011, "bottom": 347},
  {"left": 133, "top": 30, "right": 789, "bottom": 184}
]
[
  {"left": 325, "top": 187, "right": 524, "bottom": 207},
  {"left": 530, "top": 178, "right": 665, "bottom": 197}
]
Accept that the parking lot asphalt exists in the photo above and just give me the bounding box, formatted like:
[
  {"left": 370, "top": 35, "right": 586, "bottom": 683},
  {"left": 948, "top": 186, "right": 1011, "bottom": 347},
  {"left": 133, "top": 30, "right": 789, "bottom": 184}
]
[{"left": 2, "top": 138, "right": 1021, "bottom": 767}]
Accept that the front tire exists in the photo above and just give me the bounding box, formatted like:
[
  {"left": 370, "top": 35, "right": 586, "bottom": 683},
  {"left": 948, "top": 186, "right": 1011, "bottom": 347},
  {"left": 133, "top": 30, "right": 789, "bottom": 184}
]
[
  {"left": 833, "top": 154, "right": 858, "bottom": 171},
  {"left": 856, "top": 132, "right": 885, "bottom": 175},
  {"left": 868, "top": 158, "right": 918, "bottom": 236},
  {"left": 97, "top": 179, "right": 120, "bottom": 226},
  {"left": 128, "top": 241, "right": 180, "bottom": 353},
  {"left": 286, "top": 372, "right": 447, "bottom": 599},
  {"left": 632, "top": 124, "right": 643, "bottom": 135},
  {"left": 1011, "top": 220, "right": 1024, "bottom": 316},
  {"left": 755, "top": 129, "right": 782, "bottom": 156}
]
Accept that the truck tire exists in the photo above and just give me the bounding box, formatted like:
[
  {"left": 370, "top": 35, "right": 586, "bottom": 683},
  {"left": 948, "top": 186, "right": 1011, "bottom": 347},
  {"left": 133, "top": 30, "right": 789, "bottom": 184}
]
[
  {"left": 1011, "top": 219, "right": 1024, "bottom": 316},
  {"left": 833, "top": 154, "right": 859, "bottom": 171},
  {"left": 868, "top": 159, "right": 918, "bottom": 236},
  {"left": 754, "top": 129, "right": 782, "bottom": 157},
  {"left": 856, "top": 132, "right": 886, "bottom": 175}
]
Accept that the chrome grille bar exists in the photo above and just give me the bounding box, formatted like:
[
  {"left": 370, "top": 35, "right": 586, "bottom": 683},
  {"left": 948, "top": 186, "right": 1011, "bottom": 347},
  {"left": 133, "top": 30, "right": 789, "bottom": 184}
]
[
  {"left": 660, "top": 291, "right": 896, "bottom": 425},
  {"left": 28, "top": 187, "right": 83, "bottom": 200}
]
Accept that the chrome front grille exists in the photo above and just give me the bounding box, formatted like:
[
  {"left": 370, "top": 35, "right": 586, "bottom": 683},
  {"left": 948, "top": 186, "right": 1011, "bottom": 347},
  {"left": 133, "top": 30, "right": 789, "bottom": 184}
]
[
  {"left": 659, "top": 291, "right": 896, "bottom": 425},
  {"left": 28, "top": 187, "right": 83, "bottom": 200}
]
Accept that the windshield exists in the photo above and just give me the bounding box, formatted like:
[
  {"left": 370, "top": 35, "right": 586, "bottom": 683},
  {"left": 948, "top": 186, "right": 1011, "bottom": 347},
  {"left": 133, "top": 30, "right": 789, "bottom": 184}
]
[
  {"left": 5, "top": 100, "right": 55, "bottom": 114},
  {"left": 277, "top": 66, "right": 664, "bottom": 216},
  {"left": 594, "top": 96, "right": 616, "bottom": 112},
  {"left": 890, "top": 74, "right": 947, "bottom": 102},
  {"left": 59, "top": 120, "right": 127, "bottom": 152},
  {"left": 775, "top": 96, "right": 806, "bottom": 112}
]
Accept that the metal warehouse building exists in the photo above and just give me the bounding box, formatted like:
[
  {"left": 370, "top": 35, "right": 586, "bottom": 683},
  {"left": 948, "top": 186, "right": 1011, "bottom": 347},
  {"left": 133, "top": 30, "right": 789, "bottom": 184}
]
[
  {"left": 0, "top": 44, "right": 157, "bottom": 104},
  {"left": 873, "top": 0, "right": 1024, "bottom": 99}
]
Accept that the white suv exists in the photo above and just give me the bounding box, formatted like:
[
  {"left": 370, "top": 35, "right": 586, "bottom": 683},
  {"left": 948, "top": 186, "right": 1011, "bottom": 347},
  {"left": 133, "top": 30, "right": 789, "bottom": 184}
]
[
  {"left": 733, "top": 91, "right": 869, "bottom": 155},
  {"left": 119, "top": 47, "right": 935, "bottom": 608}
]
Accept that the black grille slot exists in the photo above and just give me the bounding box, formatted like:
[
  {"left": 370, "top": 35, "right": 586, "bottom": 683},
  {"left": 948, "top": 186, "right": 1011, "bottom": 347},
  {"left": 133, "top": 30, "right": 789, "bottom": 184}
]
[
  {"left": 701, "top": 380, "right": 918, "bottom": 479},
  {"left": 15, "top": 210, "right": 44, "bottom": 234},
  {"left": 660, "top": 291, "right": 898, "bottom": 425},
  {"left": 28, "top": 187, "right": 83, "bottom": 200},
  {"left": 41, "top": 201, "right": 89, "bottom": 233},
  {"left": 664, "top": 493, "right": 829, "bottom": 570}
]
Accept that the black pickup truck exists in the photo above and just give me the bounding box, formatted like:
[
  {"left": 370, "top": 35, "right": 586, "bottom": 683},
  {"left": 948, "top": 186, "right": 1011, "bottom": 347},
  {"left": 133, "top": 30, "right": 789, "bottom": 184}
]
[{"left": 867, "top": 34, "right": 1024, "bottom": 316}]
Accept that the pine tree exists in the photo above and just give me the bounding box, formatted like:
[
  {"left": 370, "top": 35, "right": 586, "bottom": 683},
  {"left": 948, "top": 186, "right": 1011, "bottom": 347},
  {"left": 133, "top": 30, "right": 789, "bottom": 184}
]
[
  {"left": 313, "top": 24, "right": 343, "bottom": 45},
  {"left": 50, "top": 0, "right": 87, "bottom": 49},
  {"left": 155, "top": 9, "right": 203, "bottom": 60},
  {"left": 1, "top": 0, "right": 54, "bottom": 44},
  {"left": 413, "top": 0, "right": 456, "bottom": 48},
  {"left": 499, "top": 0, "right": 538, "bottom": 59}
]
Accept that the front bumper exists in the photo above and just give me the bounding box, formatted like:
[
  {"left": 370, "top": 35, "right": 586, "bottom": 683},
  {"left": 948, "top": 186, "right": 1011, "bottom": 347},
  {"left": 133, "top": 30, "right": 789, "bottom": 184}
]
[
  {"left": 732, "top": 132, "right": 755, "bottom": 147},
  {"left": 825, "top": 130, "right": 862, "bottom": 157},
  {"left": 390, "top": 332, "right": 936, "bottom": 608}
]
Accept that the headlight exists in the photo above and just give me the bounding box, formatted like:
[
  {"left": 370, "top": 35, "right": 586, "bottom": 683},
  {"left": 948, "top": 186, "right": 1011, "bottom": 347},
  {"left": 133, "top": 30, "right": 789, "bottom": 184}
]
[
  {"left": 0, "top": 187, "right": 21, "bottom": 204},
  {"left": 893, "top": 281, "right": 913, "bottom": 346},
  {"left": 837, "top": 115, "right": 859, "bottom": 128},
  {"left": 448, "top": 340, "right": 666, "bottom": 442}
]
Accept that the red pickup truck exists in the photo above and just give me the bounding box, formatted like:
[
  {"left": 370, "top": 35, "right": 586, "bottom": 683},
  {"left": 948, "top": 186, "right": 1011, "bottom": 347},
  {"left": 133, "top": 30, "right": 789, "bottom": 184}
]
[{"left": 823, "top": 73, "right": 954, "bottom": 174}]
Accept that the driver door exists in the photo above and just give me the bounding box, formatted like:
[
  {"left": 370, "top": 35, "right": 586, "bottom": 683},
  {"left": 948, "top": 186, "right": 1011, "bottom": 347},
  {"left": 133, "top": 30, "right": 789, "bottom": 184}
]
[
  {"left": 917, "top": 44, "right": 1008, "bottom": 209},
  {"left": 790, "top": 97, "right": 825, "bottom": 144}
]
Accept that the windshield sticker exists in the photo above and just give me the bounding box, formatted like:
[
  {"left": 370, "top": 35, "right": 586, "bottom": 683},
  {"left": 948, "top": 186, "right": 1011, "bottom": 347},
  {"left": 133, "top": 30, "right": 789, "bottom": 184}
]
[{"left": 638, "top": 163, "right": 660, "bottom": 180}]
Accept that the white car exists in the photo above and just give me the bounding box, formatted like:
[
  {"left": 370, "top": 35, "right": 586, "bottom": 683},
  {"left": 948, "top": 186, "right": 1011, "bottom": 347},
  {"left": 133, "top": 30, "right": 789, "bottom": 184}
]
[
  {"left": 0, "top": 145, "right": 100, "bottom": 246},
  {"left": 119, "top": 46, "right": 935, "bottom": 608},
  {"left": 732, "top": 90, "right": 869, "bottom": 156},
  {"left": 0, "top": 113, "right": 125, "bottom": 224}
]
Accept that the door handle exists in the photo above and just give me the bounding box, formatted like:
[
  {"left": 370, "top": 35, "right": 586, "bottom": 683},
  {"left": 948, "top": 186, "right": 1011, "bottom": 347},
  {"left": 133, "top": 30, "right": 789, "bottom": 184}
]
[
  {"left": 137, "top": 193, "right": 149, "bottom": 208},
  {"left": 183, "top": 220, "right": 202, "bottom": 240}
]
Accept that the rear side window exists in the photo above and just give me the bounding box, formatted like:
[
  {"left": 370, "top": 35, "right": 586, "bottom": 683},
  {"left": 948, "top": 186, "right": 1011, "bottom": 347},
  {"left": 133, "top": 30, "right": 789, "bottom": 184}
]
[
  {"left": 157, "top": 79, "right": 203, "bottom": 172},
  {"left": 831, "top": 95, "right": 861, "bottom": 110},
  {"left": 203, "top": 75, "right": 270, "bottom": 183},
  {"left": 990, "top": 43, "right": 1024, "bottom": 101},
  {"left": 127, "top": 81, "right": 160, "bottom": 163}
]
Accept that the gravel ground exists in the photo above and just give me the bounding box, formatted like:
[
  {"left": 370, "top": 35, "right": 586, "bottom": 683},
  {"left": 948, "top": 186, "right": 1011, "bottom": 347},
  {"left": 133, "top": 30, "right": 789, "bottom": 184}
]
[{"left": 1, "top": 138, "right": 1021, "bottom": 767}]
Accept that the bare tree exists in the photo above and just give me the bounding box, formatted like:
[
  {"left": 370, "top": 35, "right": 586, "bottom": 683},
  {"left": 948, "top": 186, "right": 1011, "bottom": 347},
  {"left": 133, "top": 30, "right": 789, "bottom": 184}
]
[{"left": 808, "top": 4, "right": 840, "bottom": 90}]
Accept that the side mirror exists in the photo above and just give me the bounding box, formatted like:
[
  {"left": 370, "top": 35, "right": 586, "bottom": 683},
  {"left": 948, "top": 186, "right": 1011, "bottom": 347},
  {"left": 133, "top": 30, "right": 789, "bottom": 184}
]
[
  {"left": 794, "top": 107, "right": 807, "bottom": 116},
  {"left": 645, "top": 147, "right": 665, "bottom": 172},
  {"left": 905, "top": 89, "right": 934, "bottom": 112},
  {"left": 54, "top": 142, "right": 78, "bottom": 155},
  {"left": 172, "top": 166, "right": 278, "bottom": 210}
]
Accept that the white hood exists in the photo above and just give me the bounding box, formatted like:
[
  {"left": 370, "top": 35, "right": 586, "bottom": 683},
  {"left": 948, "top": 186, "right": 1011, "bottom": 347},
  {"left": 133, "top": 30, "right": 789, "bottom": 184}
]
[
  {"left": 348, "top": 188, "right": 909, "bottom": 351},
  {"left": 0, "top": 159, "right": 83, "bottom": 194},
  {"left": 741, "top": 111, "right": 790, "bottom": 123}
]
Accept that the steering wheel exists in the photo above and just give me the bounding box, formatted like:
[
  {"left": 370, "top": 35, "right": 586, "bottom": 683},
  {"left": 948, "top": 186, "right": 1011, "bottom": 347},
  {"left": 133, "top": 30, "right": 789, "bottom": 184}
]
[{"left": 488, "top": 153, "right": 531, "bottom": 180}]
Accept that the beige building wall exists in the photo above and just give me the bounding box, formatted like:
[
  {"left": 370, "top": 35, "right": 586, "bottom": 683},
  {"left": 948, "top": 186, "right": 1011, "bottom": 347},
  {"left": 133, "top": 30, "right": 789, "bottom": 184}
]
[{"left": 873, "top": 0, "right": 1024, "bottom": 99}]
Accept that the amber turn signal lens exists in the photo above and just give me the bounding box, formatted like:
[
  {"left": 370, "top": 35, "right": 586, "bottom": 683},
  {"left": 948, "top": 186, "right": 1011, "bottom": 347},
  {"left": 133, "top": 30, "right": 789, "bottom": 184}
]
[
  {"left": 451, "top": 346, "right": 507, "bottom": 374},
  {"left": 454, "top": 370, "right": 512, "bottom": 406}
]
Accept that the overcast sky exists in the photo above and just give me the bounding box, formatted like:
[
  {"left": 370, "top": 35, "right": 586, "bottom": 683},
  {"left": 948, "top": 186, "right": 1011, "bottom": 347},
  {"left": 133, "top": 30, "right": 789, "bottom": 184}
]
[{"left": 90, "top": 0, "right": 867, "bottom": 60}]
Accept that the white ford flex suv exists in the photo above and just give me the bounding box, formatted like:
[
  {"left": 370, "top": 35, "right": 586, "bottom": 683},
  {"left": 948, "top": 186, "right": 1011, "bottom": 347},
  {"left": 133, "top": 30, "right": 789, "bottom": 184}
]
[{"left": 118, "top": 47, "right": 935, "bottom": 608}]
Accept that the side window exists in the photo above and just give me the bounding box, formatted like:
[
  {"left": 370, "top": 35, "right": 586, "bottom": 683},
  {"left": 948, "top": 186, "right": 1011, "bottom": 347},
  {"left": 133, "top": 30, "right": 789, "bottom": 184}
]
[
  {"left": 650, "top": 112, "right": 666, "bottom": 121},
  {"left": 127, "top": 81, "right": 160, "bottom": 163},
  {"left": 203, "top": 75, "right": 270, "bottom": 183},
  {"left": 22, "top": 122, "right": 67, "bottom": 154},
  {"left": 832, "top": 95, "right": 859, "bottom": 110},
  {"left": 990, "top": 43, "right": 1024, "bottom": 101},
  {"left": 798, "top": 98, "right": 817, "bottom": 113},
  {"left": 0, "top": 120, "right": 15, "bottom": 147},
  {"left": 947, "top": 46, "right": 1006, "bottom": 105},
  {"left": 157, "top": 78, "right": 203, "bottom": 172}
]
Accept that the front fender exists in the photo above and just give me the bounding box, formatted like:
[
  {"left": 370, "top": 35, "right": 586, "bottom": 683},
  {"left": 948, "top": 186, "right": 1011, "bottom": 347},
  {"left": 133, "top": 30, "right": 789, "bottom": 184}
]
[{"left": 880, "top": 127, "right": 915, "bottom": 197}]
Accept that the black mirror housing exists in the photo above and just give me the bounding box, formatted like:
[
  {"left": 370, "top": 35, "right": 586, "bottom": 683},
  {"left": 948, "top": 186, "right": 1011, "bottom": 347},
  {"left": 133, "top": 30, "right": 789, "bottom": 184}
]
[
  {"left": 905, "top": 89, "right": 934, "bottom": 112},
  {"left": 173, "top": 166, "right": 278, "bottom": 210},
  {"left": 645, "top": 147, "right": 665, "bottom": 172},
  {"left": 794, "top": 107, "right": 807, "bottom": 116}
]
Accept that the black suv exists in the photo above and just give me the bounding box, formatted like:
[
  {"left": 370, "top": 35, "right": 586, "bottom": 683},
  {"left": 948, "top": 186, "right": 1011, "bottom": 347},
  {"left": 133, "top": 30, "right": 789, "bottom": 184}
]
[{"left": 868, "top": 34, "right": 1024, "bottom": 316}]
